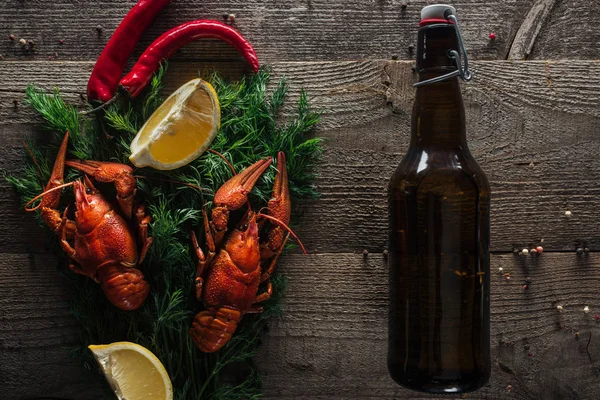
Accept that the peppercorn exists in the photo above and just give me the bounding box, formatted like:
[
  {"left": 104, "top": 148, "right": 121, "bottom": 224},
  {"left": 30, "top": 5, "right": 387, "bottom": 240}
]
[{"left": 489, "top": 33, "right": 496, "bottom": 40}]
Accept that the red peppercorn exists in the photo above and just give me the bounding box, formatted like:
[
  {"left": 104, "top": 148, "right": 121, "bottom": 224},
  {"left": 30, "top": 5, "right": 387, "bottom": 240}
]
[
  {"left": 594, "top": 314, "right": 600, "bottom": 321},
  {"left": 9, "top": 34, "right": 16, "bottom": 41},
  {"left": 536, "top": 246, "right": 543, "bottom": 254},
  {"left": 59, "top": 39, "right": 64, "bottom": 45},
  {"left": 489, "top": 32, "right": 496, "bottom": 40}
]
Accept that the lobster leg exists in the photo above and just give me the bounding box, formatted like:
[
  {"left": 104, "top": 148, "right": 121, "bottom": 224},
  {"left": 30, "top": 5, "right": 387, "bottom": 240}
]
[
  {"left": 253, "top": 281, "right": 273, "bottom": 304},
  {"left": 261, "top": 232, "right": 290, "bottom": 283},
  {"left": 41, "top": 132, "right": 76, "bottom": 237},
  {"left": 59, "top": 208, "right": 94, "bottom": 281},
  {"left": 211, "top": 157, "right": 272, "bottom": 247},
  {"left": 135, "top": 204, "right": 153, "bottom": 265},
  {"left": 65, "top": 159, "right": 136, "bottom": 218},
  {"left": 260, "top": 152, "right": 291, "bottom": 261},
  {"left": 191, "top": 209, "right": 216, "bottom": 301}
]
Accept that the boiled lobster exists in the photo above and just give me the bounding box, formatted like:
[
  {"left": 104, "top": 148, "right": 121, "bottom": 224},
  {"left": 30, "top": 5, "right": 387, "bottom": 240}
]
[
  {"left": 31, "top": 132, "right": 152, "bottom": 311},
  {"left": 189, "top": 152, "right": 300, "bottom": 352}
]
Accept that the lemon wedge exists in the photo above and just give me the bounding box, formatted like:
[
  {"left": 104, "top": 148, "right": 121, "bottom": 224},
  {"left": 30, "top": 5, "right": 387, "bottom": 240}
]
[
  {"left": 129, "top": 78, "right": 220, "bottom": 170},
  {"left": 89, "top": 341, "right": 173, "bottom": 400}
]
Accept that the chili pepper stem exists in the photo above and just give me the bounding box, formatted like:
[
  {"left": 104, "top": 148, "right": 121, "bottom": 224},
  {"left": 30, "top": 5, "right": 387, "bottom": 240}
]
[{"left": 80, "top": 92, "right": 120, "bottom": 115}]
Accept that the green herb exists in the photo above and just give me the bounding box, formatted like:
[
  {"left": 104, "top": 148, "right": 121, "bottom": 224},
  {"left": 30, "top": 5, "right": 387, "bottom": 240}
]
[{"left": 7, "top": 67, "right": 321, "bottom": 399}]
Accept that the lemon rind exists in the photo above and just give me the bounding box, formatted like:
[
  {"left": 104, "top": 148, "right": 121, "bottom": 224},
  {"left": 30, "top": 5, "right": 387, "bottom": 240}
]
[
  {"left": 88, "top": 341, "right": 174, "bottom": 400},
  {"left": 129, "top": 78, "right": 220, "bottom": 171}
]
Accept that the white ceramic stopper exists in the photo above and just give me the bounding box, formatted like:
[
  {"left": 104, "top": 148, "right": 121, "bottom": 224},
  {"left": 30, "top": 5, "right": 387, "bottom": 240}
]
[{"left": 420, "top": 4, "right": 456, "bottom": 20}]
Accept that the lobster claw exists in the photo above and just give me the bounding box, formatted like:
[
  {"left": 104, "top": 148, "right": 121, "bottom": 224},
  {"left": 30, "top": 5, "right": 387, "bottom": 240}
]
[
  {"left": 211, "top": 157, "right": 272, "bottom": 246},
  {"left": 260, "top": 152, "right": 291, "bottom": 260},
  {"left": 65, "top": 160, "right": 136, "bottom": 218},
  {"left": 213, "top": 157, "right": 273, "bottom": 210}
]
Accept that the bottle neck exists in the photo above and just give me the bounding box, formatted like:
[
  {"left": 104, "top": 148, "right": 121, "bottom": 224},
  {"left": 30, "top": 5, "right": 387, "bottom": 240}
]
[{"left": 412, "top": 23, "right": 466, "bottom": 149}]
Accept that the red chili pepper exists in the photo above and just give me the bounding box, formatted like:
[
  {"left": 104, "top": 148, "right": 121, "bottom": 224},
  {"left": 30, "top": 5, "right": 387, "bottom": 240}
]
[
  {"left": 120, "top": 20, "right": 260, "bottom": 98},
  {"left": 87, "top": 0, "right": 172, "bottom": 103}
]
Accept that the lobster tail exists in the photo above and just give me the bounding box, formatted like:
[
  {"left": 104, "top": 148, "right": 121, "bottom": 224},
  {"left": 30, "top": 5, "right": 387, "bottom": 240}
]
[
  {"left": 190, "top": 307, "right": 241, "bottom": 353},
  {"left": 97, "top": 264, "right": 150, "bottom": 311}
]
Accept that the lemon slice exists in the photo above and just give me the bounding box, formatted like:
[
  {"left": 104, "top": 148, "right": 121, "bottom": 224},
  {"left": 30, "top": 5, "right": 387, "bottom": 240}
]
[
  {"left": 89, "top": 341, "right": 173, "bottom": 400},
  {"left": 129, "top": 78, "right": 220, "bottom": 170}
]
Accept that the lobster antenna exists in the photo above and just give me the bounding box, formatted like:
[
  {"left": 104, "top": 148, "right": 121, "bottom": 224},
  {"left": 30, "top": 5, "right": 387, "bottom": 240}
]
[
  {"left": 208, "top": 149, "right": 237, "bottom": 175},
  {"left": 24, "top": 182, "right": 75, "bottom": 212},
  {"left": 22, "top": 139, "right": 44, "bottom": 184},
  {"left": 257, "top": 213, "right": 307, "bottom": 255}
]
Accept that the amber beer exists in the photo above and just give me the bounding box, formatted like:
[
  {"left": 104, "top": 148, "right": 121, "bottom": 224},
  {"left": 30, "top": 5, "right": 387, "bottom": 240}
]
[{"left": 387, "top": 4, "right": 491, "bottom": 393}]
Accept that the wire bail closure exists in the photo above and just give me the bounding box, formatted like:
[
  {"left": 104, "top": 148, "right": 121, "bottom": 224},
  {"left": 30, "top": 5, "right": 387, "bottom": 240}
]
[{"left": 414, "top": 10, "right": 472, "bottom": 88}]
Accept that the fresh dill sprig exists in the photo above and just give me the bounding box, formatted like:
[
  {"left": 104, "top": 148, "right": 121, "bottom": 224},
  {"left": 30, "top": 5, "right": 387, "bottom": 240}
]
[
  {"left": 25, "top": 85, "right": 95, "bottom": 160},
  {"left": 8, "top": 66, "right": 321, "bottom": 400}
]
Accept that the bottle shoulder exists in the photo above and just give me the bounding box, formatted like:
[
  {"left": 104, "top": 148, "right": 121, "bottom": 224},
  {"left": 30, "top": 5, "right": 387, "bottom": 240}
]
[{"left": 389, "top": 147, "right": 490, "bottom": 196}]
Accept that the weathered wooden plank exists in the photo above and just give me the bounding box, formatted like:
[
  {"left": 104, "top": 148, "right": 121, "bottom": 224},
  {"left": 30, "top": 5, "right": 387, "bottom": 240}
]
[
  {"left": 2, "top": 251, "right": 597, "bottom": 398},
  {"left": 258, "top": 252, "right": 600, "bottom": 399},
  {"left": 1, "top": 60, "right": 599, "bottom": 253},
  {"left": 1, "top": 0, "right": 594, "bottom": 63},
  {"left": 0, "top": 253, "right": 107, "bottom": 400},
  {"left": 528, "top": 0, "right": 600, "bottom": 60},
  {"left": 507, "top": 0, "right": 557, "bottom": 60}
]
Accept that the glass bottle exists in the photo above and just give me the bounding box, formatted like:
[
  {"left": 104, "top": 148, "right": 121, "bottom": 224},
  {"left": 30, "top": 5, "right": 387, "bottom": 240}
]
[{"left": 387, "top": 4, "right": 491, "bottom": 394}]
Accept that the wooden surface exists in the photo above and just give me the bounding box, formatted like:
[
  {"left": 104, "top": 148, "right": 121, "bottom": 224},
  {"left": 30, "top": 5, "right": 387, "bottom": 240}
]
[{"left": 1, "top": 1, "right": 599, "bottom": 399}]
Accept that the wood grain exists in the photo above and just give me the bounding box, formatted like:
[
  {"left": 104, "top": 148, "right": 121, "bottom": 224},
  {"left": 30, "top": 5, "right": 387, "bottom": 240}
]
[
  {"left": 1, "top": 60, "right": 599, "bottom": 253},
  {"left": 528, "top": 0, "right": 600, "bottom": 60},
  {"left": 2, "top": 251, "right": 598, "bottom": 399},
  {"left": 507, "top": 0, "right": 557, "bottom": 60},
  {"left": 0, "top": 253, "right": 108, "bottom": 400},
  {"left": 258, "top": 252, "right": 600, "bottom": 399},
  {"left": 1, "top": 0, "right": 596, "bottom": 63}
]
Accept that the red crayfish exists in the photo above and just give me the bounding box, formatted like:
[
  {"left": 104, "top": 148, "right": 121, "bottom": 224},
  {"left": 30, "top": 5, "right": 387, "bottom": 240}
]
[
  {"left": 189, "top": 152, "right": 303, "bottom": 352},
  {"left": 28, "top": 132, "right": 152, "bottom": 310}
]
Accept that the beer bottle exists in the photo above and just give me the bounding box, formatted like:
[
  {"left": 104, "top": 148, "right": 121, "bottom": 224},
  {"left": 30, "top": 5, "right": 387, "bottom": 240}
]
[{"left": 387, "top": 4, "right": 491, "bottom": 393}]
